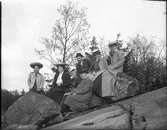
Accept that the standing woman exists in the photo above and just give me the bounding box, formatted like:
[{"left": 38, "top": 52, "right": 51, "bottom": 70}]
[{"left": 27, "top": 62, "right": 45, "bottom": 94}]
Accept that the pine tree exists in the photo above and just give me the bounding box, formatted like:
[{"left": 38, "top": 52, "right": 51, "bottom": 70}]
[
  {"left": 21, "top": 89, "right": 25, "bottom": 96},
  {"left": 90, "top": 36, "right": 99, "bottom": 52}
]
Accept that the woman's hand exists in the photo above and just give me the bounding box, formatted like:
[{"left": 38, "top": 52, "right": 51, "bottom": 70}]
[
  {"left": 72, "top": 93, "right": 76, "bottom": 95},
  {"left": 57, "top": 82, "right": 62, "bottom": 86},
  {"left": 64, "top": 92, "right": 72, "bottom": 96}
]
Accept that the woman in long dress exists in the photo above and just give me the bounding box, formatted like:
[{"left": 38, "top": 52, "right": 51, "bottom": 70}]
[
  {"left": 63, "top": 70, "right": 93, "bottom": 112},
  {"left": 92, "top": 44, "right": 125, "bottom": 98}
]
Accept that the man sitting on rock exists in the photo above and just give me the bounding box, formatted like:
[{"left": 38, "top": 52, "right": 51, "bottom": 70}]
[
  {"left": 27, "top": 62, "right": 45, "bottom": 94},
  {"left": 62, "top": 69, "right": 93, "bottom": 113}
]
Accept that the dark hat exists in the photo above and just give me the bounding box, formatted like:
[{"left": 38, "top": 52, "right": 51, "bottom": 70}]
[
  {"left": 76, "top": 53, "right": 83, "bottom": 57},
  {"left": 56, "top": 63, "right": 67, "bottom": 69},
  {"left": 108, "top": 42, "right": 117, "bottom": 48},
  {"left": 51, "top": 67, "right": 57, "bottom": 72},
  {"left": 30, "top": 62, "right": 43, "bottom": 69},
  {"left": 92, "top": 50, "right": 101, "bottom": 56}
]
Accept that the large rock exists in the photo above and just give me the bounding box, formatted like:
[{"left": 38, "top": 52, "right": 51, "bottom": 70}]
[
  {"left": 43, "top": 105, "right": 131, "bottom": 129},
  {"left": 3, "top": 92, "right": 63, "bottom": 128},
  {"left": 114, "top": 87, "right": 167, "bottom": 129},
  {"left": 42, "top": 87, "right": 167, "bottom": 130}
]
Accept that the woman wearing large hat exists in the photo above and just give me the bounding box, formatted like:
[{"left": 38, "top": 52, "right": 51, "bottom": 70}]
[{"left": 27, "top": 62, "right": 45, "bottom": 94}]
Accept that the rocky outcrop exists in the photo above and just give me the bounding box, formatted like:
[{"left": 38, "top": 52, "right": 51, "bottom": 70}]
[
  {"left": 42, "top": 87, "right": 167, "bottom": 130},
  {"left": 43, "top": 105, "right": 131, "bottom": 129},
  {"left": 3, "top": 92, "right": 63, "bottom": 129}
]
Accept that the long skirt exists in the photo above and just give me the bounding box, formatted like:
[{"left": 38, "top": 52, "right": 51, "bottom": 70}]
[
  {"left": 92, "top": 71, "right": 118, "bottom": 97},
  {"left": 46, "top": 87, "right": 65, "bottom": 104}
]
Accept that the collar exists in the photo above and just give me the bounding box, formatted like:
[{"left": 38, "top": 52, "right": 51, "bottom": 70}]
[{"left": 59, "top": 71, "right": 64, "bottom": 75}]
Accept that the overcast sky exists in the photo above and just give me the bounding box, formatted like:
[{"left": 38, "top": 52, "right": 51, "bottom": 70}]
[{"left": 2, "top": 0, "right": 166, "bottom": 92}]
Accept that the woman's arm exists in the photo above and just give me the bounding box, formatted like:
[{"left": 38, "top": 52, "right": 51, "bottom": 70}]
[
  {"left": 109, "top": 58, "right": 125, "bottom": 70},
  {"left": 39, "top": 75, "right": 45, "bottom": 90},
  {"left": 73, "top": 80, "right": 93, "bottom": 95}
]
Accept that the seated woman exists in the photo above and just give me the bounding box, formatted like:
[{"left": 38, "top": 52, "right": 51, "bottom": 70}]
[
  {"left": 90, "top": 50, "right": 117, "bottom": 98},
  {"left": 47, "top": 63, "right": 71, "bottom": 104},
  {"left": 63, "top": 70, "right": 93, "bottom": 112}
]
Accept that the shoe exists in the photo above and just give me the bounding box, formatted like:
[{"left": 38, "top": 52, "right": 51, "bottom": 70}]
[{"left": 64, "top": 112, "right": 74, "bottom": 118}]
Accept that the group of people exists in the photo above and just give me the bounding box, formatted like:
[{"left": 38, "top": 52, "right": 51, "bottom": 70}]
[{"left": 27, "top": 41, "right": 126, "bottom": 114}]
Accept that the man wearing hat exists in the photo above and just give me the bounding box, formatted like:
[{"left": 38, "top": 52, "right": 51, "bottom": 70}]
[
  {"left": 75, "top": 53, "right": 91, "bottom": 75},
  {"left": 49, "top": 63, "right": 71, "bottom": 104},
  {"left": 27, "top": 62, "right": 45, "bottom": 94}
]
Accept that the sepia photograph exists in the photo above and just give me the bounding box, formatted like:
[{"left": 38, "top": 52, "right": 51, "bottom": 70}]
[{"left": 1, "top": 0, "right": 166, "bottom": 129}]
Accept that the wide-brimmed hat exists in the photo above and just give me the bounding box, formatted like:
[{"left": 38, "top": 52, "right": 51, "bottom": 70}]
[
  {"left": 108, "top": 42, "right": 118, "bottom": 48},
  {"left": 30, "top": 62, "right": 43, "bottom": 69},
  {"left": 92, "top": 50, "right": 101, "bottom": 56},
  {"left": 76, "top": 53, "right": 84, "bottom": 57},
  {"left": 85, "top": 52, "right": 91, "bottom": 56}
]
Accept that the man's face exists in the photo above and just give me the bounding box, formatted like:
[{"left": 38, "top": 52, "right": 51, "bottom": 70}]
[
  {"left": 71, "top": 69, "right": 77, "bottom": 78},
  {"left": 77, "top": 56, "right": 82, "bottom": 62},
  {"left": 34, "top": 66, "right": 39, "bottom": 73}
]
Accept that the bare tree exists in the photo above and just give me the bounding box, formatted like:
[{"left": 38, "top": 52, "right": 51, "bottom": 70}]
[
  {"left": 35, "top": 1, "right": 90, "bottom": 66},
  {"left": 125, "top": 34, "right": 166, "bottom": 91}
]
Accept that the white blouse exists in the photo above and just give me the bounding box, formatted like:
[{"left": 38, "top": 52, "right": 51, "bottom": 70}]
[{"left": 56, "top": 72, "right": 64, "bottom": 85}]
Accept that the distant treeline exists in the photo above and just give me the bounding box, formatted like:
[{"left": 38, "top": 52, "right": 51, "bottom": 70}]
[{"left": 1, "top": 90, "right": 22, "bottom": 114}]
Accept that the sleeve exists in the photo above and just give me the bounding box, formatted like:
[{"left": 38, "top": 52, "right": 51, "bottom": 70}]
[
  {"left": 27, "top": 73, "right": 32, "bottom": 89},
  {"left": 74, "top": 80, "right": 93, "bottom": 94},
  {"left": 100, "top": 58, "right": 108, "bottom": 70},
  {"left": 39, "top": 75, "right": 45, "bottom": 89},
  {"left": 62, "top": 73, "right": 71, "bottom": 88},
  {"left": 85, "top": 59, "right": 91, "bottom": 71},
  {"left": 52, "top": 74, "right": 58, "bottom": 87}
]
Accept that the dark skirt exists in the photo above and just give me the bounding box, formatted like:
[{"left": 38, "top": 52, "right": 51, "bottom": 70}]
[
  {"left": 92, "top": 73, "right": 103, "bottom": 97},
  {"left": 46, "top": 87, "right": 65, "bottom": 104}
]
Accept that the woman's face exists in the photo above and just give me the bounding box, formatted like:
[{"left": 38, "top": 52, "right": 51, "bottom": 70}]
[
  {"left": 109, "top": 46, "right": 117, "bottom": 55},
  {"left": 58, "top": 66, "right": 64, "bottom": 73},
  {"left": 80, "top": 73, "right": 87, "bottom": 79},
  {"left": 71, "top": 69, "right": 77, "bottom": 78},
  {"left": 77, "top": 56, "right": 82, "bottom": 62}
]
